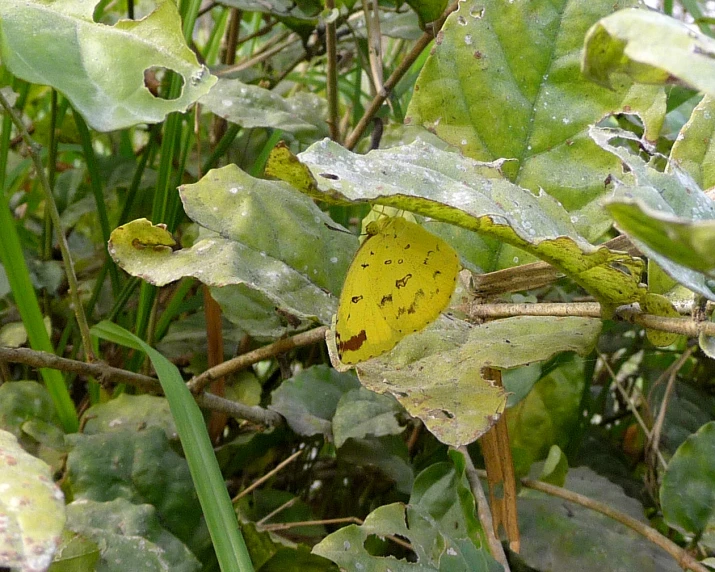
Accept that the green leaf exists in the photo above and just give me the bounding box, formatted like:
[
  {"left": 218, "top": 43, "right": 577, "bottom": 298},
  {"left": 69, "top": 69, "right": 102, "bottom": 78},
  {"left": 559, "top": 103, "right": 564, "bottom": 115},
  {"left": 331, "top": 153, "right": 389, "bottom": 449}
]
[
  {"left": 312, "top": 501, "right": 499, "bottom": 571},
  {"left": 333, "top": 388, "right": 404, "bottom": 448},
  {"left": 66, "top": 427, "right": 202, "bottom": 545},
  {"left": 218, "top": 0, "right": 320, "bottom": 21},
  {"left": 48, "top": 529, "right": 101, "bottom": 572},
  {"left": 0, "top": 381, "right": 62, "bottom": 439},
  {"left": 519, "top": 467, "right": 682, "bottom": 572},
  {"left": 660, "top": 421, "right": 715, "bottom": 540},
  {"left": 411, "top": 451, "right": 498, "bottom": 560},
  {"left": 583, "top": 8, "right": 715, "bottom": 96},
  {"left": 669, "top": 95, "right": 715, "bottom": 190},
  {"left": 593, "top": 126, "right": 715, "bottom": 299},
  {"left": 81, "top": 394, "right": 177, "bottom": 439},
  {"left": 65, "top": 498, "right": 201, "bottom": 572},
  {"left": 289, "top": 139, "right": 645, "bottom": 313},
  {"left": 200, "top": 78, "right": 328, "bottom": 136},
  {"left": 538, "top": 445, "right": 570, "bottom": 487},
  {"left": 606, "top": 200, "right": 715, "bottom": 278},
  {"left": 178, "top": 164, "right": 355, "bottom": 296},
  {"left": 0, "top": 0, "right": 217, "bottom": 131},
  {"left": 268, "top": 364, "right": 360, "bottom": 439},
  {"left": 338, "top": 435, "right": 414, "bottom": 494},
  {"left": 404, "top": 0, "right": 448, "bottom": 25},
  {"left": 405, "top": 0, "right": 664, "bottom": 229},
  {"left": 641, "top": 292, "right": 680, "bottom": 347},
  {"left": 508, "top": 355, "right": 587, "bottom": 473},
  {"left": 0, "top": 429, "right": 66, "bottom": 572},
  {"left": 354, "top": 316, "right": 600, "bottom": 447}
]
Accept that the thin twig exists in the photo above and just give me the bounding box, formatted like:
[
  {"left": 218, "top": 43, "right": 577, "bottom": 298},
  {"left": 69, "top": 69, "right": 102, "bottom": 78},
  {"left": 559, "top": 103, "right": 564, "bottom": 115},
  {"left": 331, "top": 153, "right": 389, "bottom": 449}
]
[
  {"left": 0, "top": 90, "right": 95, "bottom": 361},
  {"left": 517, "top": 476, "right": 709, "bottom": 572},
  {"left": 188, "top": 326, "right": 328, "bottom": 393},
  {"left": 261, "top": 516, "right": 363, "bottom": 531},
  {"left": 458, "top": 446, "right": 511, "bottom": 570},
  {"left": 361, "top": 0, "right": 384, "bottom": 96},
  {"left": 647, "top": 346, "right": 695, "bottom": 478},
  {"left": 344, "top": 1, "right": 459, "bottom": 150},
  {"left": 597, "top": 350, "right": 667, "bottom": 470},
  {"left": 233, "top": 449, "right": 304, "bottom": 501},
  {"left": 257, "top": 497, "right": 300, "bottom": 525},
  {"left": 218, "top": 33, "right": 301, "bottom": 75},
  {"left": 261, "top": 516, "right": 413, "bottom": 550}
]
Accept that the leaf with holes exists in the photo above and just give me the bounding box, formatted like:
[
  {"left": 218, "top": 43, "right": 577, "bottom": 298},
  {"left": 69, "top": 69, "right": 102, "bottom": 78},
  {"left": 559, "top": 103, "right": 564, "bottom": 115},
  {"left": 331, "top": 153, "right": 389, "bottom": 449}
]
[{"left": 0, "top": 0, "right": 216, "bottom": 131}]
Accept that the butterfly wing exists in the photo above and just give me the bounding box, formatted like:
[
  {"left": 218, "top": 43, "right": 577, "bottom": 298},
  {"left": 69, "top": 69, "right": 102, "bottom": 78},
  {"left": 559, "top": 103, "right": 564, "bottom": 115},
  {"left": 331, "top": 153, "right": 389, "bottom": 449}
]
[{"left": 335, "top": 217, "right": 460, "bottom": 365}]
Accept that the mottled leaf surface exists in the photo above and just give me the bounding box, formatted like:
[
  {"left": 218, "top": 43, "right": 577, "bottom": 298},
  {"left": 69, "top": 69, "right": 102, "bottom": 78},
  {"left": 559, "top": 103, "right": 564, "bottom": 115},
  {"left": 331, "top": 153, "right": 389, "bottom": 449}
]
[
  {"left": 353, "top": 315, "right": 601, "bottom": 446},
  {"left": 405, "top": 0, "right": 664, "bottom": 220},
  {"left": 0, "top": 429, "right": 65, "bottom": 572}
]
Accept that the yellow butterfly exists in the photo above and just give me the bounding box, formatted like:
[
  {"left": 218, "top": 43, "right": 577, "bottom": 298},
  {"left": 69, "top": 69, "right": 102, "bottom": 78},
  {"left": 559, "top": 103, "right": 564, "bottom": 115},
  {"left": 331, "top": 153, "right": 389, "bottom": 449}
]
[{"left": 335, "top": 217, "right": 461, "bottom": 364}]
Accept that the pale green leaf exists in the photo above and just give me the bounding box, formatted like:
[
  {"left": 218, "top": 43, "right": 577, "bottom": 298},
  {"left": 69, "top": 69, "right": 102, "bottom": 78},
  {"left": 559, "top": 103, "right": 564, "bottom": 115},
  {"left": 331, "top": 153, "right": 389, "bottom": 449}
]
[
  {"left": 108, "top": 219, "right": 337, "bottom": 325},
  {"left": 593, "top": 126, "right": 715, "bottom": 299},
  {"left": 583, "top": 8, "right": 715, "bottom": 97},
  {"left": 0, "top": 429, "right": 65, "bottom": 572},
  {"left": 65, "top": 498, "right": 200, "bottom": 572},
  {"left": 0, "top": 0, "right": 216, "bottom": 131},
  {"left": 352, "top": 315, "right": 601, "bottom": 447},
  {"left": 200, "top": 78, "right": 327, "bottom": 135},
  {"left": 669, "top": 95, "right": 715, "bottom": 190}
]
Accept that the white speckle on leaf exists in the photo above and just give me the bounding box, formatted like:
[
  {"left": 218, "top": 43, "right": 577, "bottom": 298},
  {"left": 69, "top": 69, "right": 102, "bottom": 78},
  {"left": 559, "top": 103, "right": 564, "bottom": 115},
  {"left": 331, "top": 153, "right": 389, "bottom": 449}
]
[
  {"left": 330, "top": 257, "right": 338, "bottom": 263},
  {"left": 222, "top": 99, "right": 233, "bottom": 107},
  {"left": 229, "top": 187, "right": 238, "bottom": 194}
]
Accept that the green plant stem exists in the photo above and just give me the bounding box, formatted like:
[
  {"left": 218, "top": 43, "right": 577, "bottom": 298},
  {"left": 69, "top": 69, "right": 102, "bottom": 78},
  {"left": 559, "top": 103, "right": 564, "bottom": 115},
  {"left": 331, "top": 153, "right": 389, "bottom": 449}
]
[
  {"left": 0, "top": 89, "right": 95, "bottom": 363},
  {"left": 202, "top": 123, "right": 241, "bottom": 172},
  {"left": 92, "top": 321, "right": 254, "bottom": 572}
]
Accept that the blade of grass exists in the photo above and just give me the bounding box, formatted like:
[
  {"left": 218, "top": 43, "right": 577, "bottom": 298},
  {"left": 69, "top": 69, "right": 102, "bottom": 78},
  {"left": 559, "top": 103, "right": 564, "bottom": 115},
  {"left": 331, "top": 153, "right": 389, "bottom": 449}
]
[{"left": 91, "top": 320, "right": 254, "bottom": 572}]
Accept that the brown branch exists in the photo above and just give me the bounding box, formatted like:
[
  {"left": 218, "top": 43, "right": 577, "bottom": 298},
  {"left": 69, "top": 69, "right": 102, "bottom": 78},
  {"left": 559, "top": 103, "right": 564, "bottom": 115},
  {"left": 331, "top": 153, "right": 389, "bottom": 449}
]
[
  {"left": 344, "top": 1, "right": 459, "bottom": 150},
  {"left": 466, "top": 302, "right": 715, "bottom": 338},
  {"left": 0, "top": 346, "right": 283, "bottom": 427},
  {"left": 325, "top": 0, "right": 340, "bottom": 140},
  {"left": 188, "top": 326, "right": 329, "bottom": 393}
]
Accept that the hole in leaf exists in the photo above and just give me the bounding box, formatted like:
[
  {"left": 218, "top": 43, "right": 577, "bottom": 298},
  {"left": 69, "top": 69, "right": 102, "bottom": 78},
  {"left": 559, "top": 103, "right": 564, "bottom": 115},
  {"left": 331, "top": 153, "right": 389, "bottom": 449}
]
[{"left": 144, "top": 67, "right": 184, "bottom": 100}]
